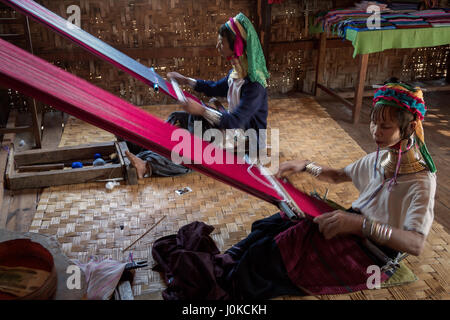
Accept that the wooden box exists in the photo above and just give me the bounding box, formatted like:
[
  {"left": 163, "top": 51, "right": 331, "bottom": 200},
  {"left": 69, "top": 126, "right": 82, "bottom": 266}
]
[{"left": 5, "top": 141, "right": 137, "bottom": 190}]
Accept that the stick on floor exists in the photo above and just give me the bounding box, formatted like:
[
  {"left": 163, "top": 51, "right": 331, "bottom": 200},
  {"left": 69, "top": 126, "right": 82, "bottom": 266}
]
[{"left": 122, "top": 216, "right": 166, "bottom": 252}]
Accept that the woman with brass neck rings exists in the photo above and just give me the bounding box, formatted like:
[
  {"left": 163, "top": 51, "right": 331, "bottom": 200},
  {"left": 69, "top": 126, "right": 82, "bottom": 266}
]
[{"left": 277, "top": 79, "right": 436, "bottom": 257}]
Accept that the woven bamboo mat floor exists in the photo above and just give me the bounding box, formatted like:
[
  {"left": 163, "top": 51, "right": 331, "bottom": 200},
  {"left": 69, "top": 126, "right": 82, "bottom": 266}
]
[{"left": 29, "top": 97, "right": 449, "bottom": 300}]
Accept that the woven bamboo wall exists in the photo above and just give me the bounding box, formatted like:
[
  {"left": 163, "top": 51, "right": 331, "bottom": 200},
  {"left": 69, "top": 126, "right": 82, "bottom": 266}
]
[
  {"left": 303, "top": 45, "right": 450, "bottom": 93},
  {"left": 28, "top": 0, "right": 257, "bottom": 106},
  {"left": 0, "top": 0, "right": 449, "bottom": 109}
]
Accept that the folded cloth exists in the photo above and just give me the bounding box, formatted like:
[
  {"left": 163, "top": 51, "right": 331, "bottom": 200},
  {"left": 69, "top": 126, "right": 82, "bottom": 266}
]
[
  {"left": 395, "top": 23, "right": 432, "bottom": 28},
  {"left": 391, "top": 21, "right": 430, "bottom": 25},
  {"left": 409, "top": 9, "right": 446, "bottom": 16},
  {"left": 389, "top": 3, "right": 421, "bottom": 10},
  {"left": 430, "top": 23, "right": 450, "bottom": 27},
  {"left": 388, "top": 18, "right": 425, "bottom": 22},
  {"left": 426, "top": 18, "right": 450, "bottom": 22}
]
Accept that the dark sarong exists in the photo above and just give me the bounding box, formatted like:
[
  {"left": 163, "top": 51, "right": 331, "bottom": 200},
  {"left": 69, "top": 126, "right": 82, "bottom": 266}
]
[
  {"left": 225, "top": 213, "right": 303, "bottom": 299},
  {"left": 275, "top": 212, "right": 390, "bottom": 295},
  {"left": 230, "top": 212, "right": 391, "bottom": 297}
]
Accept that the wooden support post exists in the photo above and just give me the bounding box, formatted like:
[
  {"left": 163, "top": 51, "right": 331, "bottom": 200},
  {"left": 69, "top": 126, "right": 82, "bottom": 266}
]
[
  {"left": 314, "top": 32, "right": 327, "bottom": 96},
  {"left": 0, "top": 111, "right": 16, "bottom": 228},
  {"left": 303, "top": 2, "right": 309, "bottom": 38},
  {"left": 23, "top": 16, "right": 34, "bottom": 54},
  {"left": 116, "top": 141, "right": 138, "bottom": 185},
  {"left": 353, "top": 53, "right": 369, "bottom": 124},
  {"left": 29, "top": 99, "right": 42, "bottom": 148},
  {"left": 446, "top": 55, "right": 450, "bottom": 84},
  {"left": 316, "top": 84, "right": 354, "bottom": 110},
  {"left": 257, "top": 0, "right": 271, "bottom": 68},
  {"left": 24, "top": 15, "right": 43, "bottom": 148}
]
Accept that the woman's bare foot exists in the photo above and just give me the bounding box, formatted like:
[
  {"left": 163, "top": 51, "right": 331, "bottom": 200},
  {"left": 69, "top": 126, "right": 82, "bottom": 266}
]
[{"left": 125, "top": 151, "right": 151, "bottom": 179}]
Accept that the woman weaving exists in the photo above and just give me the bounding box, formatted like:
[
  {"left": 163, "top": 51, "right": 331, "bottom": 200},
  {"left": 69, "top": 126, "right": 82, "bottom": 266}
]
[
  {"left": 151, "top": 80, "right": 437, "bottom": 300},
  {"left": 126, "top": 12, "right": 270, "bottom": 179},
  {"left": 221, "top": 80, "right": 437, "bottom": 298},
  {"left": 276, "top": 80, "right": 436, "bottom": 256}
]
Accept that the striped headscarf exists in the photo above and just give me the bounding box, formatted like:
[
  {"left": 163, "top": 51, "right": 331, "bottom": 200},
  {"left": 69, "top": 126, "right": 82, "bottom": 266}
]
[
  {"left": 224, "top": 13, "right": 270, "bottom": 88},
  {"left": 373, "top": 82, "right": 436, "bottom": 173}
]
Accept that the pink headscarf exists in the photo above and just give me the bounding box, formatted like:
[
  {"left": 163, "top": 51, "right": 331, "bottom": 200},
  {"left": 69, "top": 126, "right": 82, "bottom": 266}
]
[{"left": 228, "top": 18, "right": 245, "bottom": 58}]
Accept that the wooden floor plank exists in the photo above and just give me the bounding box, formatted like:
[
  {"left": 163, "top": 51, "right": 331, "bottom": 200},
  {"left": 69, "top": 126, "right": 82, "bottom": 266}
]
[{"left": 5, "top": 188, "right": 40, "bottom": 232}]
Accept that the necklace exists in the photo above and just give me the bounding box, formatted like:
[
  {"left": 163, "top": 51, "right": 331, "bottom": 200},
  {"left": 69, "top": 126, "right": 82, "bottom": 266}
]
[{"left": 380, "top": 136, "right": 427, "bottom": 175}]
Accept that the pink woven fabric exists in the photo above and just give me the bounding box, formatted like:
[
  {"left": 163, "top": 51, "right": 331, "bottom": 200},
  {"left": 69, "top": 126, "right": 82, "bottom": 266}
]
[
  {"left": 0, "top": 40, "right": 321, "bottom": 216},
  {"left": 0, "top": 38, "right": 327, "bottom": 218},
  {"left": 0, "top": 0, "right": 333, "bottom": 218}
]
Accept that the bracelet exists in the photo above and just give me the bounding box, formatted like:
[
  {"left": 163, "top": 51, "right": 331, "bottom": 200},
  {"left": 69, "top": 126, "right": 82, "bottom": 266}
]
[
  {"left": 203, "top": 107, "right": 222, "bottom": 126},
  {"left": 362, "top": 217, "right": 373, "bottom": 238},
  {"left": 187, "top": 77, "right": 197, "bottom": 88},
  {"left": 305, "top": 162, "right": 323, "bottom": 177},
  {"left": 368, "top": 220, "right": 393, "bottom": 244}
]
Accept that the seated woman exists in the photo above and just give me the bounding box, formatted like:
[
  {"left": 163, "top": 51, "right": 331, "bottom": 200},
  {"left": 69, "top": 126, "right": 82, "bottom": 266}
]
[
  {"left": 222, "top": 79, "right": 437, "bottom": 299},
  {"left": 126, "top": 12, "right": 270, "bottom": 179}
]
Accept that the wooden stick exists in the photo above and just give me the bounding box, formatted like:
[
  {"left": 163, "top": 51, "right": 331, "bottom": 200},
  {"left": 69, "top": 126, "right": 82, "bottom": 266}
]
[
  {"left": 122, "top": 216, "right": 166, "bottom": 252},
  {"left": 18, "top": 163, "right": 65, "bottom": 172}
]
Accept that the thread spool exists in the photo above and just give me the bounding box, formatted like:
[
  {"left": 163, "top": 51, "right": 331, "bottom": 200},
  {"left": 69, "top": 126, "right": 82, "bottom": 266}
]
[
  {"left": 105, "top": 181, "right": 120, "bottom": 190},
  {"left": 93, "top": 158, "right": 106, "bottom": 166},
  {"left": 71, "top": 162, "right": 83, "bottom": 169}
]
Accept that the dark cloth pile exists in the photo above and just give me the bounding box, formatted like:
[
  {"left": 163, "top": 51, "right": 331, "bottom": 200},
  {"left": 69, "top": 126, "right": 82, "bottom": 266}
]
[
  {"left": 151, "top": 215, "right": 302, "bottom": 300},
  {"left": 151, "top": 213, "right": 390, "bottom": 300}
]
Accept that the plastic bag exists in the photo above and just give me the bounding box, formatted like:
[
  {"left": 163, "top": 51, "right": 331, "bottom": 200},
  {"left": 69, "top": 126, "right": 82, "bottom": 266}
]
[{"left": 72, "top": 257, "right": 127, "bottom": 300}]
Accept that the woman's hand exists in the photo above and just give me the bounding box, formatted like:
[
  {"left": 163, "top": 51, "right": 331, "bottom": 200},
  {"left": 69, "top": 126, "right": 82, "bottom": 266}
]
[
  {"left": 182, "top": 98, "right": 206, "bottom": 116},
  {"left": 313, "top": 210, "right": 363, "bottom": 240},
  {"left": 167, "top": 71, "right": 191, "bottom": 86},
  {"left": 275, "top": 160, "right": 310, "bottom": 179}
]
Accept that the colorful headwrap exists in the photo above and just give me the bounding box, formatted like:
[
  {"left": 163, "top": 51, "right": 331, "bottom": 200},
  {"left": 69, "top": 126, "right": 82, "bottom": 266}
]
[
  {"left": 373, "top": 82, "right": 436, "bottom": 173},
  {"left": 224, "top": 13, "right": 270, "bottom": 88}
]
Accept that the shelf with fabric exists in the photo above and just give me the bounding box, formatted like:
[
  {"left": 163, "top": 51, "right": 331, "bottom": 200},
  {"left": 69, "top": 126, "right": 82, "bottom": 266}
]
[{"left": 313, "top": 10, "right": 450, "bottom": 123}]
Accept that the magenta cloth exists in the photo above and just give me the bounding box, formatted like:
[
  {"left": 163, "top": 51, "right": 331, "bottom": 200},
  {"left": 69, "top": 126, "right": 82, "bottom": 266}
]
[
  {"left": 229, "top": 18, "right": 245, "bottom": 57},
  {"left": 0, "top": 38, "right": 328, "bottom": 219},
  {"left": 275, "top": 216, "right": 390, "bottom": 295}
]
